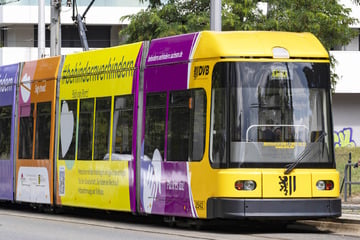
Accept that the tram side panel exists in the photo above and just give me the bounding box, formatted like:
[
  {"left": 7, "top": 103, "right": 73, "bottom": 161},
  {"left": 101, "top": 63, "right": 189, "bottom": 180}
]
[
  {"left": 0, "top": 63, "right": 19, "bottom": 201},
  {"left": 56, "top": 43, "right": 143, "bottom": 212},
  {"left": 15, "top": 56, "right": 61, "bottom": 205}
]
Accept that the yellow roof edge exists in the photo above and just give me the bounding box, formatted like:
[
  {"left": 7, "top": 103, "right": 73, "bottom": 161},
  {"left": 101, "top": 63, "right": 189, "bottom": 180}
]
[{"left": 192, "top": 31, "right": 329, "bottom": 60}]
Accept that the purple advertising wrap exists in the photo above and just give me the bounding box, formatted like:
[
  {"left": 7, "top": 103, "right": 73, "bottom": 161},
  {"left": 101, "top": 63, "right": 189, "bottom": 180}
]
[
  {"left": 0, "top": 63, "right": 19, "bottom": 201},
  {"left": 140, "top": 33, "right": 199, "bottom": 217},
  {"left": 146, "top": 32, "right": 198, "bottom": 66},
  {"left": 144, "top": 32, "right": 199, "bottom": 92}
]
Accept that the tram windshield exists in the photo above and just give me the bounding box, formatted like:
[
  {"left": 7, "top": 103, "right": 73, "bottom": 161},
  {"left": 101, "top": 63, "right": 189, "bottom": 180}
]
[{"left": 210, "top": 61, "right": 334, "bottom": 169}]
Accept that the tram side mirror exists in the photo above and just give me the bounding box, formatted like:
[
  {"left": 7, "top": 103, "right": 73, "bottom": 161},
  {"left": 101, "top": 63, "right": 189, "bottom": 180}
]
[{"left": 310, "top": 130, "right": 325, "bottom": 142}]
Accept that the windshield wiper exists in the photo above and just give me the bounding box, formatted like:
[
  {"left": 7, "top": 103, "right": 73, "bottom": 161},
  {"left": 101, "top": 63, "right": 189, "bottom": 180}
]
[{"left": 284, "top": 131, "right": 327, "bottom": 174}]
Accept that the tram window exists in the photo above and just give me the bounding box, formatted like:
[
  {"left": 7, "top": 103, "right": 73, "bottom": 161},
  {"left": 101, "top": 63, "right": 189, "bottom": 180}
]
[
  {"left": 144, "top": 92, "right": 166, "bottom": 160},
  {"left": 94, "top": 97, "right": 111, "bottom": 160},
  {"left": 34, "top": 102, "right": 51, "bottom": 159},
  {"left": 211, "top": 88, "right": 227, "bottom": 165},
  {"left": 59, "top": 100, "right": 77, "bottom": 160},
  {"left": 190, "top": 89, "right": 206, "bottom": 161},
  {"left": 78, "top": 98, "right": 94, "bottom": 160},
  {"left": 0, "top": 105, "right": 12, "bottom": 160},
  {"left": 210, "top": 63, "right": 228, "bottom": 167},
  {"left": 167, "top": 89, "right": 206, "bottom": 162},
  {"left": 168, "top": 91, "right": 190, "bottom": 161},
  {"left": 112, "top": 95, "right": 133, "bottom": 159},
  {"left": 18, "top": 103, "right": 34, "bottom": 159}
]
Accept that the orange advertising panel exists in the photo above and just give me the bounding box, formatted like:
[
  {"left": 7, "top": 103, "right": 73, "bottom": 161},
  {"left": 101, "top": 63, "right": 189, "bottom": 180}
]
[{"left": 16, "top": 56, "right": 61, "bottom": 205}]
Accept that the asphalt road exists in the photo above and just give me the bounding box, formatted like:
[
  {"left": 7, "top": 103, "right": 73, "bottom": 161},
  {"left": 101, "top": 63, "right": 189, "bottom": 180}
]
[{"left": 0, "top": 205, "right": 358, "bottom": 240}]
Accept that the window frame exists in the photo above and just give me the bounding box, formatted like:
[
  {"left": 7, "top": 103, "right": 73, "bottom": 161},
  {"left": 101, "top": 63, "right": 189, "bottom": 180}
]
[
  {"left": 0, "top": 105, "right": 12, "bottom": 160},
  {"left": 34, "top": 101, "right": 52, "bottom": 159},
  {"left": 111, "top": 94, "right": 134, "bottom": 159},
  {"left": 59, "top": 99, "right": 78, "bottom": 160},
  {"left": 166, "top": 89, "right": 206, "bottom": 162},
  {"left": 77, "top": 98, "right": 94, "bottom": 161},
  {"left": 18, "top": 103, "right": 34, "bottom": 160},
  {"left": 93, "top": 97, "right": 112, "bottom": 160}
]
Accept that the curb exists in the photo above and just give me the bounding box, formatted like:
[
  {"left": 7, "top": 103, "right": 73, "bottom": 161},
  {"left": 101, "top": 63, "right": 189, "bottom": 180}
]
[
  {"left": 299, "top": 211, "right": 360, "bottom": 237},
  {"left": 342, "top": 204, "right": 360, "bottom": 210},
  {"left": 301, "top": 219, "right": 360, "bottom": 236}
]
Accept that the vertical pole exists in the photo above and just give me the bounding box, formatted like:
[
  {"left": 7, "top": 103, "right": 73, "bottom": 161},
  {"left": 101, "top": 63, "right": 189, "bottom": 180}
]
[
  {"left": 76, "top": 14, "right": 89, "bottom": 51},
  {"left": 210, "top": 0, "right": 221, "bottom": 31},
  {"left": 38, "top": 0, "right": 45, "bottom": 58},
  {"left": 344, "top": 164, "right": 348, "bottom": 202},
  {"left": 349, "top": 152, "right": 352, "bottom": 197},
  {"left": 50, "top": 0, "right": 62, "bottom": 56}
]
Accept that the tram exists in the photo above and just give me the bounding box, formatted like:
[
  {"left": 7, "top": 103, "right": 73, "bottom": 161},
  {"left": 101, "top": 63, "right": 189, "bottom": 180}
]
[{"left": 0, "top": 31, "right": 341, "bottom": 220}]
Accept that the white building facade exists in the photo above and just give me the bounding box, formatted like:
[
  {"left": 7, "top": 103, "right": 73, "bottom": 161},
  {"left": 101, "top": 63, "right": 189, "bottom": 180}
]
[
  {"left": 0, "top": 0, "right": 147, "bottom": 64},
  {"left": 331, "top": 0, "right": 360, "bottom": 148}
]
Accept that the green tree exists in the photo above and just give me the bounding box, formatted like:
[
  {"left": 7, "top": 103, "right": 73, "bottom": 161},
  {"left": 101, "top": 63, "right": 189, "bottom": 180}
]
[
  {"left": 122, "top": 0, "right": 359, "bottom": 87},
  {"left": 121, "top": 0, "right": 210, "bottom": 42},
  {"left": 124, "top": 0, "right": 357, "bottom": 50},
  {"left": 221, "top": 0, "right": 262, "bottom": 31},
  {"left": 256, "top": 0, "right": 357, "bottom": 51}
]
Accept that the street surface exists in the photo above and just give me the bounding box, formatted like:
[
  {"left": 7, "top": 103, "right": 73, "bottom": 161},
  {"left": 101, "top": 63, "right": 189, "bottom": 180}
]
[{"left": 0, "top": 205, "right": 358, "bottom": 240}]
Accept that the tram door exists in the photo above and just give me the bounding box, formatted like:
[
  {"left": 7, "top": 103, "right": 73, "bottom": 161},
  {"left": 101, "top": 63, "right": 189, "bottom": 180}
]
[
  {"left": 139, "top": 32, "right": 202, "bottom": 217},
  {"left": 140, "top": 90, "right": 204, "bottom": 217},
  {"left": 15, "top": 57, "right": 61, "bottom": 205}
]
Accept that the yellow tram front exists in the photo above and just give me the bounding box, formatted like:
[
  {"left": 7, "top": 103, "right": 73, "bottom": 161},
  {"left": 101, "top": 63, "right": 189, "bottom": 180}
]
[{"left": 189, "top": 31, "right": 341, "bottom": 219}]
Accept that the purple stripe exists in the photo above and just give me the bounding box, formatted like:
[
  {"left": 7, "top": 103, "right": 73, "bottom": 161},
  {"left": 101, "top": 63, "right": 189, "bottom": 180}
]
[
  {"left": 0, "top": 63, "right": 19, "bottom": 200},
  {"left": 146, "top": 32, "right": 198, "bottom": 66},
  {"left": 144, "top": 63, "right": 188, "bottom": 92}
]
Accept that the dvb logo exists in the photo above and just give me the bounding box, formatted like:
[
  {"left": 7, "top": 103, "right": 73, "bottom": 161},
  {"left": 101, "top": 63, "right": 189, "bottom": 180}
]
[{"left": 194, "top": 65, "right": 209, "bottom": 79}]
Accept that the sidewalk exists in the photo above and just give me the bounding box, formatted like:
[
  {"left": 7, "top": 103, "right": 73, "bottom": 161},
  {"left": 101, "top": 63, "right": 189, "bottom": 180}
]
[
  {"left": 302, "top": 196, "right": 360, "bottom": 236},
  {"left": 342, "top": 193, "right": 360, "bottom": 216}
]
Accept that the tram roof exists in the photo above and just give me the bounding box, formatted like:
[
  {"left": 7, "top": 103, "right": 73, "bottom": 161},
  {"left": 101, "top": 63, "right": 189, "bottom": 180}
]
[{"left": 192, "top": 31, "right": 329, "bottom": 60}]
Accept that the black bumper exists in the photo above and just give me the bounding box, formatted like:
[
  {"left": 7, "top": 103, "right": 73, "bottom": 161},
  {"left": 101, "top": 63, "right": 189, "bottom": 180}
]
[{"left": 207, "top": 198, "right": 341, "bottom": 220}]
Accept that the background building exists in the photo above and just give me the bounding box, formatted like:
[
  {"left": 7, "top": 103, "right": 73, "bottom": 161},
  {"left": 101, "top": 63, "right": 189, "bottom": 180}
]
[
  {"left": 0, "top": 0, "right": 147, "bottom": 64},
  {"left": 331, "top": 0, "right": 360, "bottom": 148}
]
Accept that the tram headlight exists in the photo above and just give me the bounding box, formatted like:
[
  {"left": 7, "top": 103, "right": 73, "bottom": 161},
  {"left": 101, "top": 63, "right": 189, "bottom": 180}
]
[
  {"left": 316, "top": 180, "right": 334, "bottom": 190},
  {"left": 316, "top": 181, "right": 325, "bottom": 190},
  {"left": 235, "top": 180, "right": 256, "bottom": 191}
]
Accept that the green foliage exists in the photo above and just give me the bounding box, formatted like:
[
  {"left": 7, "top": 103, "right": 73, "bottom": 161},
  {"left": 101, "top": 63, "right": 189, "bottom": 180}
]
[
  {"left": 221, "top": 0, "right": 262, "bottom": 31},
  {"left": 121, "top": 0, "right": 210, "bottom": 42},
  {"left": 336, "top": 147, "right": 360, "bottom": 198},
  {"left": 256, "top": 0, "right": 358, "bottom": 51},
  {"left": 125, "top": 0, "right": 358, "bottom": 49}
]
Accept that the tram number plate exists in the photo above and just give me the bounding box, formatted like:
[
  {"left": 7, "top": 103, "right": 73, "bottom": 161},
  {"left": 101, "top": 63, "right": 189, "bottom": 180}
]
[{"left": 195, "top": 200, "right": 204, "bottom": 210}]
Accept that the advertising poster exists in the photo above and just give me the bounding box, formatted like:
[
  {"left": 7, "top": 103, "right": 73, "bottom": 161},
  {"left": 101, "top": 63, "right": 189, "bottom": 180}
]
[
  {"left": 57, "top": 43, "right": 143, "bottom": 211},
  {"left": 16, "top": 56, "right": 61, "bottom": 204}
]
